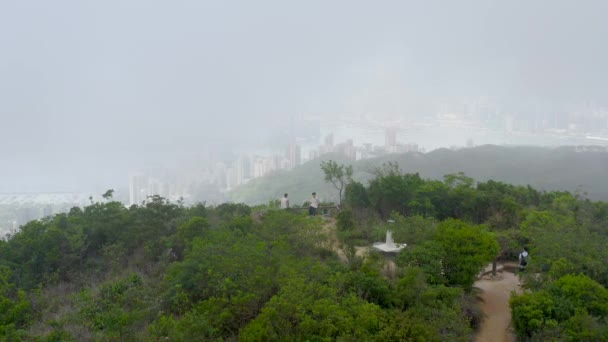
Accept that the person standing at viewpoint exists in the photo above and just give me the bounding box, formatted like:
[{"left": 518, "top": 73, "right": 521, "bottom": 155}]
[
  {"left": 280, "top": 193, "right": 290, "bottom": 209},
  {"left": 308, "top": 192, "right": 320, "bottom": 216}
]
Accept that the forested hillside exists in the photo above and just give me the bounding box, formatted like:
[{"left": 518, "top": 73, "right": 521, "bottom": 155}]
[
  {"left": 2, "top": 162, "right": 608, "bottom": 341},
  {"left": 229, "top": 145, "right": 608, "bottom": 205}
]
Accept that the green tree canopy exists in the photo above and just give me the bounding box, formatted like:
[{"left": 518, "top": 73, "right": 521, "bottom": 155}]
[{"left": 320, "top": 160, "right": 353, "bottom": 206}]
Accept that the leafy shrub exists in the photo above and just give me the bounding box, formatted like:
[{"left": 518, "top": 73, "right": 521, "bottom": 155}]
[{"left": 337, "top": 209, "right": 355, "bottom": 232}]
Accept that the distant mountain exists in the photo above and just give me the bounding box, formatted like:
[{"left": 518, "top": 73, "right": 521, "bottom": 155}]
[{"left": 228, "top": 145, "right": 608, "bottom": 205}]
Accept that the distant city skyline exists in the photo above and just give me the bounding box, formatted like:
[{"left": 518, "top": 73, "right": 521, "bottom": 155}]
[
  {"left": 4, "top": 105, "right": 608, "bottom": 236},
  {"left": 124, "top": 104, "right": 608, "bottom": 207},
  {"left": 3, "top": 98, "right": 608, "bottom": 196}
]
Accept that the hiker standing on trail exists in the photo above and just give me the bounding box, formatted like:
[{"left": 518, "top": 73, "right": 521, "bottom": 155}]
[
  {"left": 518, "top": 247, "right": 529, "bottom": 270},
  {"left": 280, "top": 193, "right": 290, "bottom": 209},
  {"left": 308, "top": 192, "right": 320, "bottom": 216}
]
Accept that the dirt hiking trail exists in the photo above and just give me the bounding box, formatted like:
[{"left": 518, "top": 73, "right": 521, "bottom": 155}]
[
  {"left": 322, "top": 218, "right": 520, "bottom": 341},
  {"left": 475, "top": 263, "right": 521, "bottom": 342}
]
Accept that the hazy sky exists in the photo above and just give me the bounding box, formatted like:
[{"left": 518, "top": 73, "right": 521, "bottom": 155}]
[{"left": 1, "top": 0, "right": 607, "bottom": 192}]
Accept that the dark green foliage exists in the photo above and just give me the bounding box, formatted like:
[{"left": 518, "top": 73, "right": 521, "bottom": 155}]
[
  {"left": 388, "top": 213, "right": 438, "bottom": 246},
  {"left": 511, "top": 274, "right": 608, "bottom": 340},
  {"left": 396, "top": 219, "right": 499, "bottom": 290},
  {"left": 240, "top": 278, "right": 385, "bottom": 341},
  {"left": 82, "top": 200, "right": 132, "bottom": 253},
  {"left": 102, "top": 189, "right": 115, "bottom": 200},
  {"left": 165, "top": 232, "right": 276, "bottom": 313},
  {"left": 368, "top": 163, "right": 425, "bottom": 218},
  {"left": 398, "top": 242, "right": 447, "bottom": 285},
  {"left": 215, "top": 202, "right": 251, "bottom": 221},
  {"left": 253, "top": 210, "right": 325, "bottom": 258},
  {"left": 344, "top": 181, "right": 370, "bottom": 209},
  {"left": 225, "top": 215, "right": 254, "bottom": 234},
  {"left": 129, "top": 196, "right": 183, "bottom": 260},
  {"left": 387, "top": 267, "right": 473, "bottom": 341},
  {"left": 550, "top": 274, "right": 608, "bottom": 319},
  {"left": 73, "top": 273, "right": 153, "bottom": 341},
  {"left": 0, "top": 267, "right": 32, "bottom": 339},
  {"left": 336, "top": 209, "right": 355, "bottom": 231},
  {"left": 174, "top": 216, "right": 209, "bottom": 256},
  {"left": 340, "top": 257, "right": 392, "bottom": 307},
  {"left": 354, "top": 162, "right": 537, "bottom": 225},
  {"left": 187, "top": 202, "right": 208, "bottom": 218},
  {"left": 433, "top": 220, "right": 500, "bottom": 289},
  {"left": 1, "top": 217, "right": 86, "bottom": 289},
  {"left": 4, "top": 163, "right": 608, "bottom": 341},
  {"left": 510, "top": 290, "right": 557, "bottom": 338},
  {"left": 519, "top": 200, "right": 608, "bottom": 288}
]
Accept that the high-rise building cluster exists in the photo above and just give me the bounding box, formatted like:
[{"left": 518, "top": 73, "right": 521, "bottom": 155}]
[
  {"left": 307, "top": 128, "right": 419, "bottom": 162},
  {"left": 128, "top": 174, "right": 171, "bottom": 206},
  {"left": 437, "top": 98, "right": 608, "bottom": 135},
  {"left": 125, "top": 116, "right": 427, "bottom": 205},
  {"left": 0, "top": 193, "right": 94, "bottom": 236},
  {"left": 127, "top": 142, "right": 305, "bottom": 205}
]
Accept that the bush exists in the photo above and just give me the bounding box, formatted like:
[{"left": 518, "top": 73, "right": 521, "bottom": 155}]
[{"left": 337, "top": 209, "right": 355, "bottom": 232}]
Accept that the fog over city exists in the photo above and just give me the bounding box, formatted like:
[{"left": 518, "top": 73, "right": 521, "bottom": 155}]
[
  {"left": 6, "top": 2, "right": 608, "bottom": 338},
  {"left": 1, "top": 0, "right": 607, "bottom": 197}
]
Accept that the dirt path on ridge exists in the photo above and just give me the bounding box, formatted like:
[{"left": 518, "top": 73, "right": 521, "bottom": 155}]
[
  {"left": 474, "top": 263, "right": 521, "bottom": 342},
  {"left": 320, "top": 218, "right": 368, "bottom": 262}
]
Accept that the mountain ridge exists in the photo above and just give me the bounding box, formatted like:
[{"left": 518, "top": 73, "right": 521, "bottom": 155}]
[{"left": 228, "top": 145, "right": 608, "bottom": 204}]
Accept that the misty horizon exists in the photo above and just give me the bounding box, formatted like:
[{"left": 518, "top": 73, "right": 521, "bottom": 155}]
[{"left": 2, "top": 0, "right": 608, "bottom": 193}]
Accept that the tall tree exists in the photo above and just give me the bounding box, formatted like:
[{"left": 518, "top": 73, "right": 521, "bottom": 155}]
[{"left": 320, "top": 160, "right": 353, "bottom": 207}]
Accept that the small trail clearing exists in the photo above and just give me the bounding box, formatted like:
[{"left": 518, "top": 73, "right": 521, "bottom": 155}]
[
  {"left": 475, "top": 263, "right": 521, "bottom": 342},
  {"left": 320, "top": 218, "right": 368, "bottom": 262}
]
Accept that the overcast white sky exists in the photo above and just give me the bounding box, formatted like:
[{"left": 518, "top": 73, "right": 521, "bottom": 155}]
[{"left": 1, "top": 0, "right": 607, "bottom": 192}]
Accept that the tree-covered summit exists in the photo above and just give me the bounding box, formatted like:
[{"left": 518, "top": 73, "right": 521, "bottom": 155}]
[{"left": 1, "top": 163, "right": 608, "bottom": 340}]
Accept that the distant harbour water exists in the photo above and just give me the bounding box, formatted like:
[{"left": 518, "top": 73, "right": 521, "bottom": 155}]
[{"left": 319, "top": 124, "right": 608, "bottom": 152}]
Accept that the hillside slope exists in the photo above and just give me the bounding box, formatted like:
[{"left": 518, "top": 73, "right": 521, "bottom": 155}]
[{"left": 228, "top": 145, "right": 608, "bottom": 204}]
